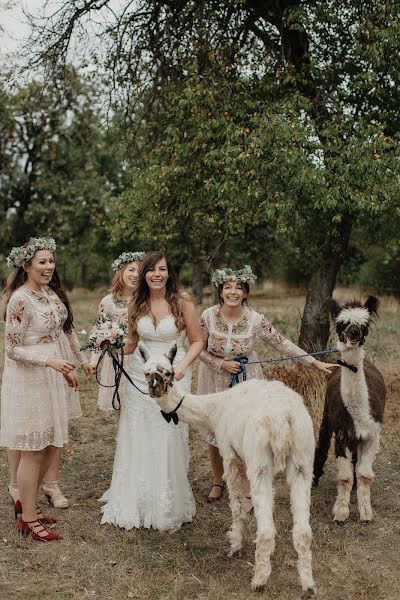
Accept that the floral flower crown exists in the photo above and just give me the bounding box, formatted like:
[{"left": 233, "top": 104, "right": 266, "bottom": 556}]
[
  {"left": 211, "top": 265, "right": 257, "bottom": 287},
  {"left": 111, "top": 251, "right": 146, "bottom": 272},
  {"left": 6, "top": 237, "right": 57, "bottom": 269}
]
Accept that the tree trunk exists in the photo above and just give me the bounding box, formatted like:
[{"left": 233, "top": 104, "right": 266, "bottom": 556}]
[
  {"left": 298, "top": 260, "right": 340, "bottom": 353},
  {"left": 192, "top": 258, "right": 204, "bottom": 305}
]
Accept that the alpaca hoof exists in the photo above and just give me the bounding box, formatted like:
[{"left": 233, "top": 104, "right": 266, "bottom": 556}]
[
  {"left": 360, "top": 508, "right": 373, "bottom": 523},
  {"left": 250, "top": 576, "right": 267, "bottom": 592},
  {"left": 301, "top": 585, "right": 316, "bottom": 597},
  {"left": 227, "top": 546, "right": 241, "bottom": 558},
  {"left": 333, "top": 504, "right": 349, "bottom": 522},
  {"left": 360, "top": 512, "right": 373, "bottom": 522}
]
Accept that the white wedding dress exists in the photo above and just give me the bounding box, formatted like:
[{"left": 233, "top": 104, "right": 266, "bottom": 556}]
[{"left": 100, "top": 315, "right": 196, "bottom": 531}]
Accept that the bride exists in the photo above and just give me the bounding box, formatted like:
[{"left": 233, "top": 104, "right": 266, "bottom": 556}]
[{"left": 100, "top": 251, "right": 203, "bottom": 531}]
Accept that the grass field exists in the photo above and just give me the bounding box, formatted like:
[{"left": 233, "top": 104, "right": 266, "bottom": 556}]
[{"left": 0, "top": 286, "right": 399, "bottom": 600}]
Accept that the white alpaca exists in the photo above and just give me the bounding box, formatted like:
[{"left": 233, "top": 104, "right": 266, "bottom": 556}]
[{"left": 138, "top": 341, "right": 316, "bottom": 593}]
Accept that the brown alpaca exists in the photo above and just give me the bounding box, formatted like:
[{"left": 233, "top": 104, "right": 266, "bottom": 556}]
[{"left": 313, "top": 296, "right": 386, "bottom": 521}]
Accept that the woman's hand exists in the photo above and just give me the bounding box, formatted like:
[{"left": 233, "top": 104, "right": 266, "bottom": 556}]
[
  {"left": 46, "top": 358, "right": 76, "bottom": 375},
  {"left": 313, "top": 360, "right": 341, "bottom": 374},
  {"left": 173, "top": 361, "right": 187, "bottom": 381},
  {"left": 221, "top": 359, "right": 242, "bottom": 374},
  {"left": 123, "top": 337, "right": 135, "bottom": 355},
  {"left": 81, "top": 362, "right": 95, "bottom": 379},
  {"left": 64, "top": 371, "right": 80, "bottom": 390}
]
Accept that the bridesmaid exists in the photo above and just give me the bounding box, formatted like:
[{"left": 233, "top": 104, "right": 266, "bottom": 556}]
[
  {"left": 197, "top": 266, "right": 338, "bottom": 504},
  {"left": 90, "top": 251, "right": 146, "bottom": 410},
  {"left": 1, "top": 238, "right": 89, "bottom": 541}
]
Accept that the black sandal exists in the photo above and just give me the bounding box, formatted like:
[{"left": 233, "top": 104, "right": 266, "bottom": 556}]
[{"left": 206, "top": 483, "right": 225, "bottom": 503}]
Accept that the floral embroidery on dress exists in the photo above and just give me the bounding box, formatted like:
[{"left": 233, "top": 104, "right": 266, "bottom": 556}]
[
  {"left": 214, "top": 313, "right": 229, "bottom": 334},
  {"left": 8, "top": 300, "right": 25, "bottom": 324},
  {"left": 230, "top": 338, "right": 252, "bottom": 355},
  {"left": 209, "top": 335, "right": 227, "bottom": 354},
  {"left": 37, "top": 335, "right": 55, "bottom": 343},
  {"left": 232, "top": 313, "right": 250, "bottom": 335},
  {"left": 43, "top": 310, "right": 58, "bottom": 329},
  {"left": 27, "top": 290, "right": 50, "bottom": 305},
  {"left": 7, "top": 332, "right": 22, "bottom": 347}
]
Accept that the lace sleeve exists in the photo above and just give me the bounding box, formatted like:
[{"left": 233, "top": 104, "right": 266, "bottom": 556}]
[
  {"left": 199, "top": 314, "right": 224, "bottom": 372},
  {"left": 256, "top": 315, "right": 316, "bottom": 365},
  {"left": 65, "top": 329, "right": 88, "bottom": 365},
  {"left": 5, "top": 294, "right": 48, "bottom": 366}
]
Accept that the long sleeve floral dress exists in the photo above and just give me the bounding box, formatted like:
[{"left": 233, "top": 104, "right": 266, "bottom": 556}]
[
  {"left": 91, "top": 293, "right": 132, "bottom": 410},
  {"left": 197, "top": 305, "right": 316, "bottom": 446},
  {"left": 0, "top": 285, "right": 87, "bottom": 451}
]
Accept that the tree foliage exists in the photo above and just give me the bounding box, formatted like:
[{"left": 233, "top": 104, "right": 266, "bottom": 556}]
[
  {"left": 21, "top": 1, "right": 400, "bottom": 345},
  {"left": 0, "top": 69, "right": 126, "bottom": 287}
]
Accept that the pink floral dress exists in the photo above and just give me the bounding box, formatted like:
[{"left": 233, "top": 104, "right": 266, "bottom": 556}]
[
  {"left": 91, "top": 293, "right": 132, "bottom": 410},
  {"left": 197, "top": 305, "right": 316, "bottom": 446},
  {"left": 0, "top": 286, "right": 87, "bottom": 450}
]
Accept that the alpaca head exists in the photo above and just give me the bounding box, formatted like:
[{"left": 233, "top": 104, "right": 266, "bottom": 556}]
[
  {"left": 328, "top": 296, "right": 379, "bottom": 351},
  {"left": 138, "top": 341, "right": 177, "bottom": 398}
]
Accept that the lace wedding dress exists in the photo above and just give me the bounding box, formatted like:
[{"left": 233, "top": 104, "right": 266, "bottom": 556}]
[{"left": 100, "top": 314, "right": 196, "bottom": 531}]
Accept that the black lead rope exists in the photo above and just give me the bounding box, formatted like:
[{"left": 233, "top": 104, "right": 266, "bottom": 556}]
[{"left": 95, "top": 348, "right": 149, "bottom": 411}]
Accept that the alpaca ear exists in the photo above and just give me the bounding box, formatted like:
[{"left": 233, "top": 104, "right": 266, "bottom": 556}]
[
  {"left": 168, "top": 371, "right": 175, "bottom": 386},
  {"left": 165, "top": 341, "right": 178, "bottom": 364},
  {"left": 364, "top": 296, "right": 379, "bottom": 318},
  {"left": 326, "top": 298, "right": 342, "bottom": 320},
  {"left": 138, "top": 341, "right": 150, "bottom": 362}
]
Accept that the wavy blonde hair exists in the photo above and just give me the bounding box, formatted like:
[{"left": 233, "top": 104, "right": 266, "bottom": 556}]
[
  {"left": 128, "top": 251, "right": 188, "bottom": 344},
  {"left": 110, "top": 262, "right": 139, "bottom": 303}
]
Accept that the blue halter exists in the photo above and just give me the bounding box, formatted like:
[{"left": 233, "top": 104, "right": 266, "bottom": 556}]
[{"left": 229, "top": 356, "right": 249, "bottom": 388}]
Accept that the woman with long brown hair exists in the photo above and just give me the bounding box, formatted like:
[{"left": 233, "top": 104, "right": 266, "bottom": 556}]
[
  {"left": 100, "top": 251, "right": 202, "bottom": 531},
  {"left": 90, "top": 251, "right": 145, "bottom": 410},
  {"left": 1, "top": 238, "right": 91, "bottom": 540}
]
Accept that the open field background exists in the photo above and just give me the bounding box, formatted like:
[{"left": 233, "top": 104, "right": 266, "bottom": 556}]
[{"left": 0, "top": 286, "right": 399, "bottom": 600}]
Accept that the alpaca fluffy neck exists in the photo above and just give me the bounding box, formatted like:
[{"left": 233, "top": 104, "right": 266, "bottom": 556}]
[
  {"left": 156, "top": 383, "right": 215, "bottom": 431},
  {"left": 339, "top": 347, "right": 377, "bottom": 439}
]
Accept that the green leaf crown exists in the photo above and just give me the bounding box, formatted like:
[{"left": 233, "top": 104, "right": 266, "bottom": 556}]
[
  {"left": 211, "top": 265, "right": 257, "bottom": 287},
  {"left": 6, "top": 237, "right": 57, "bottom": 269},
  {"left": 111, "top": 251, "right": 146, "bottom": 272}
]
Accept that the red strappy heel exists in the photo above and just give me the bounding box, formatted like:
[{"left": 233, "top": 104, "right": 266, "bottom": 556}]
[
  {"left": 16, "top": 517, "right": 62, "bottom": 541},
  {"left": 14, "top": 500, "right": 57, "bottom": 524}
]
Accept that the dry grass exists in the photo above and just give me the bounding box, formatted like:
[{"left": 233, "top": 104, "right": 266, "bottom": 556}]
[{"left": 0, "top": 286, "right": 399, "bottom": 600}]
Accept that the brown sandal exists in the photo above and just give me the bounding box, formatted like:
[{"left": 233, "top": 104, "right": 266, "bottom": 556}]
[{"left": 206, "top": 483, "right": 225, "bottom": 503}]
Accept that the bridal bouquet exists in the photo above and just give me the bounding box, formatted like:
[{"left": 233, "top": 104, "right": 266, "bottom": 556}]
[
  {"left": 82, "top": 316, "right": 127, "bottom": 353},
  {"left": 82, "top": 316, "right": 128, "bottom": 411}
]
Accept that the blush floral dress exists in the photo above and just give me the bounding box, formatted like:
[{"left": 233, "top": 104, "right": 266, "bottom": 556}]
[
  {"left": 197, "top": 305, "right": 316, "bottom": 446},
  {"left": 91, "top": 293, "right": 132, "bottom": 410},
  {"left": 0, "top": 286, "right": 87, "bottom": 451}
]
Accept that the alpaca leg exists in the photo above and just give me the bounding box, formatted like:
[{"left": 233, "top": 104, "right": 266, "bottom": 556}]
[
  {"left": 248, "top": 466, "right": 276, "bottom": 591},
  {"left": 287, "top": 460, "right": 315, "bottom": 594},
  {"left": 223, "top": 454, "right": 247, "bottom": 557},
  {"left": 313, "top": 407, "right": 332, "bottom": 486},
  {"left": 356, "top": 434, "right": 380, "bottom": 521},
  {"left": 333, "top": 448, "right": 353, "bottom": 522}
]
